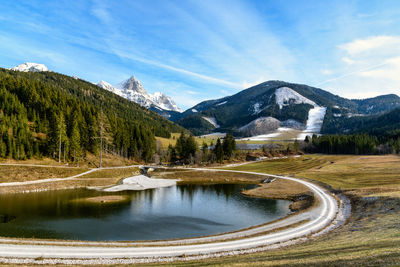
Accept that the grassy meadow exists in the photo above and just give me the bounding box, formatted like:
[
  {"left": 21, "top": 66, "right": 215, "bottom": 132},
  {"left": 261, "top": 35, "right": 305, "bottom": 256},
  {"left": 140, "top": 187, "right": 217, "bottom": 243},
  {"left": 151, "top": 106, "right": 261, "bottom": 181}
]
[{"left": 150, "top": 154, "right": 400, "bottom": 266}]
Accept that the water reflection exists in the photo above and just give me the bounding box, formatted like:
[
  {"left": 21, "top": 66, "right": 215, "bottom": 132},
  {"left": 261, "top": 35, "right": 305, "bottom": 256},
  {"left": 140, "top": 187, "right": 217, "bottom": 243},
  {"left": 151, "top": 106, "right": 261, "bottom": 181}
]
[{"left": 0, "top": 184, "right": 290, "bottom": 241}]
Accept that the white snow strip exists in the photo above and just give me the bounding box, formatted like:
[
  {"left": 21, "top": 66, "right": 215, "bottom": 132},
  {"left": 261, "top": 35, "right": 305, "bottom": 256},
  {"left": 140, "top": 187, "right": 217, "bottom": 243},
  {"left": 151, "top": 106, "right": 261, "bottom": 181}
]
[
  {"left": 191, "top": 109, "right": 198, "bottom": 113},
  {"left": 103, "top": 175, "right": 177, "bottom": 192},
  {"left": 242, "top": 127, "right": 293, "bottom": 141},
  {"left": 216, "top": 101, "right": 227, "bottom": 106},
  {"left": 297, "top": 106, "right": 327, "bottom": 140},
  {"left": 202, "top": 116, "right": 220, "bottom": 128}
]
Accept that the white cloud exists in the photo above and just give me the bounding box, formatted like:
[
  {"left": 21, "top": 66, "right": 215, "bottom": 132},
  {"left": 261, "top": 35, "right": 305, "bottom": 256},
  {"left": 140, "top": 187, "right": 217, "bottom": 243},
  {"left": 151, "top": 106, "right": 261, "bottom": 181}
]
[
  {"left": 359, "top": 56, "right": 400, "bottom": 82},
  {"left": 341, "top": 57, "right": 355, "bottom": 65},
  {"left": 91, "top": 1, "right": 112, "bottom": 25},
  {"left": 317, "top": 35, "right": 400, "bottom": 98},
  {"left": 339, "top": 35, "right": 400, "bottom": 55},
  {"left": 321, "top": 69, "right": 333, "bottom": 75},
  {"left": 185, "top": 90, "right": 199, "bottom": 95}
]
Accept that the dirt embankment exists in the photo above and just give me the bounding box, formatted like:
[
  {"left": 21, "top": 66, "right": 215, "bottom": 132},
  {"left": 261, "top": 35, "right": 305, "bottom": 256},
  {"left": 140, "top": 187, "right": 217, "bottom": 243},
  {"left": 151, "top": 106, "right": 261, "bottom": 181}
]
[
  {"left": 242, "top": 178, "right": 314, "bottom": 212},
  {"left": 0, "top": 178, "right": 121, "bottom": 194}
]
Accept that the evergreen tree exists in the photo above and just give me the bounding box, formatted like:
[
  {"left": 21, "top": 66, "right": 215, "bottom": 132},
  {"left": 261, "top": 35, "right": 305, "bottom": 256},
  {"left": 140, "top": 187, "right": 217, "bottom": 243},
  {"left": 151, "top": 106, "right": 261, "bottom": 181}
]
[
  {"left": 222, "top": 133, "right": 236, "bottom": 159},
  {"left": 56, "top": 113, "right": 67, "bottom": 163},
  {"left": 175, "top": 132, "right": 197, "bottom": 163},
  {"left": 202, "top": 142, "right": 208, "bottom": 163},
  {"left": 214, "top": 138, "right": 224, "bottom": 163},
  {"left": 70, "top": 119, "right": 81, "bottom": 166}
]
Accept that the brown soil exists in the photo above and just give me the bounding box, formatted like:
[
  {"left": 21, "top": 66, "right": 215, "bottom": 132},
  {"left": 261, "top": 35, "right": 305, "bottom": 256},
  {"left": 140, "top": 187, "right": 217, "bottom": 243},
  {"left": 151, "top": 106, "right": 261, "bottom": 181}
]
[{"left": 71, "top": 195, "right": 129, "bottom": 204}]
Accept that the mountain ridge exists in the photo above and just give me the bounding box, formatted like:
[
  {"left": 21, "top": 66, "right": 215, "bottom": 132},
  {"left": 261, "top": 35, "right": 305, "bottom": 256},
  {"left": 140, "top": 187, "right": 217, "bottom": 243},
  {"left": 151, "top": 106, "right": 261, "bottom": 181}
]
[
  {"left": 173, "top": 80, "right": 400, "bottom": 136},
  {"left": 98, "top": 75, "right": 182, "bottom": 114},
  {"left": 10, "top": 62, "right": 182, "bottom": 115}
]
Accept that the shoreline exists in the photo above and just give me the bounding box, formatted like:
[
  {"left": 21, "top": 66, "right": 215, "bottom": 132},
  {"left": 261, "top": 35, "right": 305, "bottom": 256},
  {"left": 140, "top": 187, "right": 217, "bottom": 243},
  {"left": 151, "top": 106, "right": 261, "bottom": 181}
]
[{"left": 0, "top": 169, "right": 342, "bottom": 264}]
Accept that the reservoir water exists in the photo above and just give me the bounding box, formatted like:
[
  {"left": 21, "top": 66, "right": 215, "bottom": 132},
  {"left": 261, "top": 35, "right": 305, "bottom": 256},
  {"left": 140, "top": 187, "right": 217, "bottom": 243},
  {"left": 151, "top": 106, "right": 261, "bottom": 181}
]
[{"left": 0, "top": 184, "right": 291, "bottom": 241}]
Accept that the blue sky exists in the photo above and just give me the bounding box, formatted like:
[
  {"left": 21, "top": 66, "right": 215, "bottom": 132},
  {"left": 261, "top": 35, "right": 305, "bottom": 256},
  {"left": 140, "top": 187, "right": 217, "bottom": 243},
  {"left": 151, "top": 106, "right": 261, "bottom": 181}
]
[{"left": 1, "top": 0, "right": 400, "bottom": 109}]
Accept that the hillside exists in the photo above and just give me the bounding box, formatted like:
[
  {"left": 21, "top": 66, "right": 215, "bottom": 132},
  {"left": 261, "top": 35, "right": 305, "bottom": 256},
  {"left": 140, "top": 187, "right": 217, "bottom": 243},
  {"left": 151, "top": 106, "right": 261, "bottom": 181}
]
[
  {"left": 0, "top": 68, "right": 184, "bottom": 162},
  {"left": 323, "top": 106, "right": 400, "bottom": 135},
  {"left": 173, "top": 80, "right": 400, "bottom": 136}
]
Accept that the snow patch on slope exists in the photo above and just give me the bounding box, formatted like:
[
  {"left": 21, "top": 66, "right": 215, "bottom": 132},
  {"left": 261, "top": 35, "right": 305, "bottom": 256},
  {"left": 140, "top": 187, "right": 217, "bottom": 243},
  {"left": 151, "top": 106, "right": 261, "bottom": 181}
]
[
  {"left": 252, "top": 102, "right": 262, "bottom": 115},
  {"left": 242, "top": 127, "right": 293, "bottom": 141},
  {"left": 275, "top": 87, "right": 316, "bottom": 109},
  {"left": 202, "top": 116, "right": 219, "bottom": 128},
  {"left": 216, "top": 101, "right": 227, "bottom": 106},
  {"left": 97, "top": 80, "right": 124, "bottom": 97},
  {"left": 103, "top": 175, "right": 177, "bottom": 192},
  {"left": 11, "top": 62, "right": 48, "bottom": 72}
]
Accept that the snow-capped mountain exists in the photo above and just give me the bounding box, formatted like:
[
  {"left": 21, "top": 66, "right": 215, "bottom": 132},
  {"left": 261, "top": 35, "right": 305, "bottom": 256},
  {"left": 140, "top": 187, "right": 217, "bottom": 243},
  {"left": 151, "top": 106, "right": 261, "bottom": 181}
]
[
  {"left": 97, "top": 75, "right": 182, "bottom": 113},
  {"left": 11, "top": 62, "right": 48, "bottom": 72}
]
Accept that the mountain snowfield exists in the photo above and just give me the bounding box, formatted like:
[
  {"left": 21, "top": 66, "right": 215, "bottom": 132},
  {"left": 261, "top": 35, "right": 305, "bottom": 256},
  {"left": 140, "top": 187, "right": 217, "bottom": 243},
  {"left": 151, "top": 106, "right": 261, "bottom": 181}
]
[
  {"left": 11, "top": 62, "right": 49, "bottom": 72},
  {"left": 98, "top": 76, "right": 182, "bottom": 113},
  {"left": 275, "top": 87, "right": 317, "bottom": 109},
  {"left": 239, "top": 87, "right": 327, "bottom": 141}
]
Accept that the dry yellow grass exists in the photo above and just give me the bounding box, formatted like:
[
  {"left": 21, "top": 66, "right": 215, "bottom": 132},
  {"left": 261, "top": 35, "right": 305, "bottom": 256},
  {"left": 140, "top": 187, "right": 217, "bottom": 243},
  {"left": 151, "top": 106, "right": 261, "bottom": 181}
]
[
  {"left": 152, "top": 169, "right": 263, "bottom": 183},
  {"left": 242, "top": 178, "right": 309, "bottom": 197},
  {"left": 147, "top": 154, "right": 400, "bottom": 267},
  {"left": 228, "top": 154, "right": 400, "bottom": 197},
  {"left": 79, "top": 167, "right": 140, "bottom": 179},
  {"left": 0, "top": 166, "right": 88, "bottom": 183},
  {"left": 155, "top": 133, "right": 225, "bottom": 149}
]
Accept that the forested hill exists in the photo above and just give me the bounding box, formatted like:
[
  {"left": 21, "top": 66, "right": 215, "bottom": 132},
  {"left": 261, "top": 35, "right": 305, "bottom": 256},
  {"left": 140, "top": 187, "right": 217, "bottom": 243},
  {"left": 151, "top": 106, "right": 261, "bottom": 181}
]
[{"left": 0, "top": 68, "right": 183, "bottom": 162}]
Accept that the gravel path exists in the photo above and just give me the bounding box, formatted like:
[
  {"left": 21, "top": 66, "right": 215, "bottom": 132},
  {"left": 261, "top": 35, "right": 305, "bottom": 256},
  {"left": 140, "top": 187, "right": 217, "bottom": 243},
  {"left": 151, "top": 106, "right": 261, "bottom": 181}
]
[{"left": 0, "top": 168, "right": 347, "bottom": 264}]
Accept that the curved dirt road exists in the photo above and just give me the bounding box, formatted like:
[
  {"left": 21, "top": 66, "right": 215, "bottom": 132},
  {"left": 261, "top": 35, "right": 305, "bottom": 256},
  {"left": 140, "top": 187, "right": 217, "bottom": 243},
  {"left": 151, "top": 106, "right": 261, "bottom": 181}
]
[{"left": 0, "top": 168, "right": 341, "bottom": 264}]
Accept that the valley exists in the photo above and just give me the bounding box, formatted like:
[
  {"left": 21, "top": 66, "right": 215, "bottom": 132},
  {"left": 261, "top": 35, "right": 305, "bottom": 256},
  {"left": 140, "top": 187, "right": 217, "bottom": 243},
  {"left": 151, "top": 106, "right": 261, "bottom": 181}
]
[{"left": 2, "top": 1, "right": 400, "bottom": 266}]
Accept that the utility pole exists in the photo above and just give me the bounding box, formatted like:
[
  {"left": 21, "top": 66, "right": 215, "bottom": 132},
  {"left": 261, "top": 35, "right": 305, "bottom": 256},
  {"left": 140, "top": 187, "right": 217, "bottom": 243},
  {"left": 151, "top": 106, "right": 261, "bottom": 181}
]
[{"left": 58, "top": 130, "right": 61, "bottom": 163}]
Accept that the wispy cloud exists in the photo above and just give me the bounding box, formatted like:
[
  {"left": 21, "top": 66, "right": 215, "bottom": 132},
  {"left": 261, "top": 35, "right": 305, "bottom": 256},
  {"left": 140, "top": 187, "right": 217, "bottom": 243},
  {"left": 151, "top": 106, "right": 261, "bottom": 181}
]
[
  {"left": 339, "top": 35, "right": 400, "bottom": 55},
  {"left": 317, "top": 35, "right": 400, "bottom": 97},
  {"left": 91, "top": 1, "right": 112, "bottom": 25},
  {"left": 316, "top": 61, "right": 389, "bottom": 87}
]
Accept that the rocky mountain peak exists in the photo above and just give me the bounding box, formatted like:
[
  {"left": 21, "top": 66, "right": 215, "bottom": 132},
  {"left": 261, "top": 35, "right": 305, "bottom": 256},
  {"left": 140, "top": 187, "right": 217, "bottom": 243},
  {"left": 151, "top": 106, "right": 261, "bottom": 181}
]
[{"left": 118, "top": 75, "right": 147, "bottom": 95}]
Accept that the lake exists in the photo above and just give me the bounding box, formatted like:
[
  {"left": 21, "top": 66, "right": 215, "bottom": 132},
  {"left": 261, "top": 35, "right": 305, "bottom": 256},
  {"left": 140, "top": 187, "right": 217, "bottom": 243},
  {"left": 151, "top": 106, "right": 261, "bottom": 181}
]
[{"left": 0, "top": 184, "right": 291, "bottom": 241}]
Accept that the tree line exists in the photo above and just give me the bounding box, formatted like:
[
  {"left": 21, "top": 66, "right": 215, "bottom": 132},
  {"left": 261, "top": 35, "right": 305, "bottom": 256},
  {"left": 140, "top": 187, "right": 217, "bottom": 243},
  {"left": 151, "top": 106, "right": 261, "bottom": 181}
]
[
  {"left": 303, "top": 133, "right": 400, "bottom": 155},
  {"left": 166, "top": 133, "right": 236, "bottom": 164},
  {"left": 0, "top": 69, "right": 184, "bottom": 163}
]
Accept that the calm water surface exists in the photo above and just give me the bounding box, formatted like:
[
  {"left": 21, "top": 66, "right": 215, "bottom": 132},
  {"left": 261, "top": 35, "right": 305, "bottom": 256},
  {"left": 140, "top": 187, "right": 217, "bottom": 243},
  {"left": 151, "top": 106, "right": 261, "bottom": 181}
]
[{"left": 0, "top": 184, "right": 291, "bottom": 241}]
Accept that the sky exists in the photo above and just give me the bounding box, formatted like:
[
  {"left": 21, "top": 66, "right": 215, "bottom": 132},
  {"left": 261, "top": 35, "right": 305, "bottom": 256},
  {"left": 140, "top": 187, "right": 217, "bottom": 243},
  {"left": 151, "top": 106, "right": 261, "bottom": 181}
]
[{"left": 1, "top": 0, "right": 400, "bottom": 110}]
